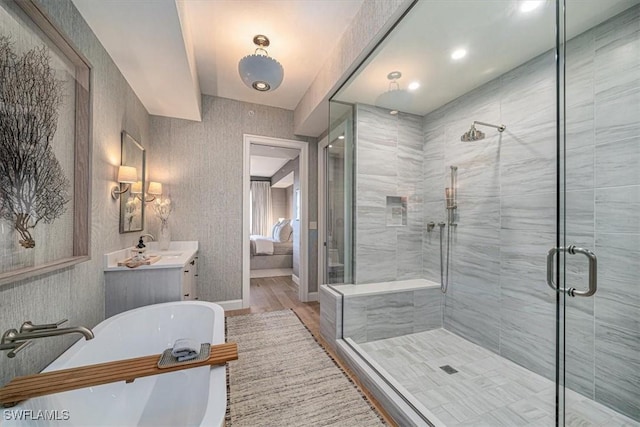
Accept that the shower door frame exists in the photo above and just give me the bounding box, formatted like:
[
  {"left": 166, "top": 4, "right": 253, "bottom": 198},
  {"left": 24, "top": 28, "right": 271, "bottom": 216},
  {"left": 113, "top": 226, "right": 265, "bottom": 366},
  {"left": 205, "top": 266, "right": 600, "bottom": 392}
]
[
  {"left": 555, "top": 0, "right": 567, "bottom": 423},
  {"left": 318, "top": 134, "right": 329, "bottom": 287}
]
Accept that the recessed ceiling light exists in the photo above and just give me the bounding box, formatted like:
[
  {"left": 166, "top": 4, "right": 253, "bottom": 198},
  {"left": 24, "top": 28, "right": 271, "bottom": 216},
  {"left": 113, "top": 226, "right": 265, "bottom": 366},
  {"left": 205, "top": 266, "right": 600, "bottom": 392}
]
[
  {"left": 408, "top": 81, "right": 420, "bottom": 91},
  {"left": 338, "top": 135, "right": 345, "bottom": 140},
  {"left": 253, "top": 81, "right": 270, "bottom": 91},
  {"left": 520, "top": 1, "right": 544, "bottom": 13},
  {"left": 451, "top": 48, "right": 467, "bottom": 60},
  {"left": 329, "top": 144, "right": 333, "bottom": 148},
  {"left": 390, "top": 110, "right": 398, "bottom": 115}
]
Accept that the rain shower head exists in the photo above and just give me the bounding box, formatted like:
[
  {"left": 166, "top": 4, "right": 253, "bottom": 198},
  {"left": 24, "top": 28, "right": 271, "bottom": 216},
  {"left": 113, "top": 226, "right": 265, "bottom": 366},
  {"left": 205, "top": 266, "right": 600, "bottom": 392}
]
[
  {"left": 461, "top": 121, "right": 506, "bottom": 141},
  {"left": 461, "top": 124, "right": 485, "bottom": 142}
]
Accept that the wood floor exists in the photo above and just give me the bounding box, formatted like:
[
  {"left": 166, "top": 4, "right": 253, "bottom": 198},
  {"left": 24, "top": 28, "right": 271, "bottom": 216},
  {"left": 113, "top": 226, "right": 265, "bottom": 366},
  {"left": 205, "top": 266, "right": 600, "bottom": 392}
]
[{"left": 225, "top": 276, "right": 397, "bottom": 426}]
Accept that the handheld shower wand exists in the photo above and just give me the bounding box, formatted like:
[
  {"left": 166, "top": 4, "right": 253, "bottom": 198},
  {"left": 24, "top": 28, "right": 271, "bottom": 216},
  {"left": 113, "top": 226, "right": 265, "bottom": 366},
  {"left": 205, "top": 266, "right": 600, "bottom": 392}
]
[
  {"left": 440, "top": 165, "right": 457, "bottom": 294},
  {"left": 445, "top": 166, "right": 457, "bottom": 226}
]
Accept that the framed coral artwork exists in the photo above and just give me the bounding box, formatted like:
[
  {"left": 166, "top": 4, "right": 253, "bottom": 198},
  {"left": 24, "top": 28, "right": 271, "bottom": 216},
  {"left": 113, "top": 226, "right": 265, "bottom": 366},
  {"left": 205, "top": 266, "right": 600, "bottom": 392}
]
[{"left": 0, "top": 0, "right": 91, "bottom": 285}]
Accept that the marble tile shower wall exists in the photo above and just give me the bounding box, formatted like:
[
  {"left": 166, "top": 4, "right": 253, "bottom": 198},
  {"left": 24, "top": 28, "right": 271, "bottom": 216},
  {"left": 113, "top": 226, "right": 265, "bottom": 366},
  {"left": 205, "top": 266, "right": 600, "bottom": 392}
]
[
  {"left": 354, "top": 105, "right": 424, "bottom": 284},
  {"left": 420, "top": 7, "right": 640, "bottom": 420}
]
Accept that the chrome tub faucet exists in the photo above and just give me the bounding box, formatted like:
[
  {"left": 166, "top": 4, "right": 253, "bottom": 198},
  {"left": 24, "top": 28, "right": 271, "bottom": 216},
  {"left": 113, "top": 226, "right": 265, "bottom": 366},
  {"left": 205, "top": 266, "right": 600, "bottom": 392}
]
[{"left": 1, "top": 319, "right": 94, "bottom": 358}]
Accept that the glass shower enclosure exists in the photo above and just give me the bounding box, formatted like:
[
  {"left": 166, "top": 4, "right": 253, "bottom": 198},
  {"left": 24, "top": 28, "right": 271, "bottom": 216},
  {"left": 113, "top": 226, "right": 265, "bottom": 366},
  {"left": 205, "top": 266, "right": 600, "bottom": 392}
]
[{"left": 324, "top": 0, "right": 640, "bottom": 425}]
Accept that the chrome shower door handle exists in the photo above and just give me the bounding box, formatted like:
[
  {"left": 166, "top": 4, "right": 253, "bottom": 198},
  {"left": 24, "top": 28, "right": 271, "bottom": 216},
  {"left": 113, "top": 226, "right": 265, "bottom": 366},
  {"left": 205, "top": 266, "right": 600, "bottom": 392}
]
[
  {"left": 546, "top": 245, "right": 597, "bottom": 297},
  {"left": 567, "top": 246, "right": 597, "bottom": 297},
  {"left": 546, "top": 247, "right": 560, "bottom": 292}
]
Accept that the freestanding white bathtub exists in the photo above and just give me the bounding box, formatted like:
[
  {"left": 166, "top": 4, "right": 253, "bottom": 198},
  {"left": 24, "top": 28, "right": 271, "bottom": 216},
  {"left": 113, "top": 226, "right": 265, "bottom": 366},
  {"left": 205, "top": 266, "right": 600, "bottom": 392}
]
[{"left": 4, "top": 301, "right": 226, "bottom": 427}]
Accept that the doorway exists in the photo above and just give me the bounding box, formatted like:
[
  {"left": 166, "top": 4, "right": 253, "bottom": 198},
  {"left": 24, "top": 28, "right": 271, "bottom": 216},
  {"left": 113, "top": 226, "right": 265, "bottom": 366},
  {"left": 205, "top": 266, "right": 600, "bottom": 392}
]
[{"left": 242, "top": 134, "right": 310, "bottom": 308}]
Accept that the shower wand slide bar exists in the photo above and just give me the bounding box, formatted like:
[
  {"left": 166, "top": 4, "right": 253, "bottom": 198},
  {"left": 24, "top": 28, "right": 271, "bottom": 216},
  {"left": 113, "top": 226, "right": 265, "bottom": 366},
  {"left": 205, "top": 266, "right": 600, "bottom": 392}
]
[{"left": 546, "top": 245, "right": 597, "bottom": 297}]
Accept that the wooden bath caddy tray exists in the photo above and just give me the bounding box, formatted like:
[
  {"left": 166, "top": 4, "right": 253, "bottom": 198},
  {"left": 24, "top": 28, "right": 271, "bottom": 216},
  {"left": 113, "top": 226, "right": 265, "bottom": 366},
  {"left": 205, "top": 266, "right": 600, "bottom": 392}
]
[
  {"left": 0, "top": 342, "right": 237, "bottom": 407},
  {"left": 117, "top": 255, "right": 161, "bottom": 268}
]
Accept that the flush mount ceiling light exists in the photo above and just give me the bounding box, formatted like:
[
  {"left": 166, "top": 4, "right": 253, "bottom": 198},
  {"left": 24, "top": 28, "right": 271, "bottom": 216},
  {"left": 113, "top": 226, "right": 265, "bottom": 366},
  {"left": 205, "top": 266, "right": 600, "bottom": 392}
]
[
  {"left": 238, "top": 34, "right": 284, "bottom": 92},
  {"left": 375, "top": 71, "right": 411, "bottom": 112}
]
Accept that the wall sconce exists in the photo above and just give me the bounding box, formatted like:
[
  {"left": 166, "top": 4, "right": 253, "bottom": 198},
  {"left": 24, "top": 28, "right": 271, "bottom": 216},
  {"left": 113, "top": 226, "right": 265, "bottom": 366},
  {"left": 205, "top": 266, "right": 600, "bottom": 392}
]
[
  {"left": 131, "top": 180, "right": 143, "bottom": 195},
  {"left": 111, "top": 165, "right": 138, "bottom": 199},
  {"left": 131, "top": 180, "right": 162, "bottom": 202},
  {"left": 142, "top": 182, "right": 162, "bottom": 202}
]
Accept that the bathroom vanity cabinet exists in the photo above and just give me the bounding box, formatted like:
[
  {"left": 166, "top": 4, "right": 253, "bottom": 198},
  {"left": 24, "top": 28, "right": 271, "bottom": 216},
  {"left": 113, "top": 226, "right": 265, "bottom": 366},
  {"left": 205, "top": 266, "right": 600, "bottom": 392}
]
[{"left": 103, "top": 241, "right": 199, "bottom": 317}]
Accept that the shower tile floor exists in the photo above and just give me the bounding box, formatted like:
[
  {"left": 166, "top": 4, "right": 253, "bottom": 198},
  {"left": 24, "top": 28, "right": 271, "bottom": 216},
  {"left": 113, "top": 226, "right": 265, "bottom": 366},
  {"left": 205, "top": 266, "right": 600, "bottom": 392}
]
[{"left": 358, "top": 329, "right": 639, "bottom": 427}]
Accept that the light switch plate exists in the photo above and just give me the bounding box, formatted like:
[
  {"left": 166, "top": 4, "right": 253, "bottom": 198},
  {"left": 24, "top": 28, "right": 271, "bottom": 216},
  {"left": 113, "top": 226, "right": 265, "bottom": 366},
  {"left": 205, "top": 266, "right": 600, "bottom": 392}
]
[{"left": 309, "top": 221, "right": 317, "bottom": 229}]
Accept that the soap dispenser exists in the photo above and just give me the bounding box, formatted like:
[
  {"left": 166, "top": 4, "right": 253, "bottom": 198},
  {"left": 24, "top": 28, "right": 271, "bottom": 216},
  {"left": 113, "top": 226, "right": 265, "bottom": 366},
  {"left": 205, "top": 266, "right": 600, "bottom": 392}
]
[{"left": 131, "top": 238, "right": 147, "bottom": 261}]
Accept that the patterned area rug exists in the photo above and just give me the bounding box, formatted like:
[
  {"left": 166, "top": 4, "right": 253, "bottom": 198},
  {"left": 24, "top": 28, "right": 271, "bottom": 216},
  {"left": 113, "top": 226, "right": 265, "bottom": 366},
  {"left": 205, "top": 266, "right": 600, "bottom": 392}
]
[{"left": 225, "top": 310, "right": 387, "bottom": 427}]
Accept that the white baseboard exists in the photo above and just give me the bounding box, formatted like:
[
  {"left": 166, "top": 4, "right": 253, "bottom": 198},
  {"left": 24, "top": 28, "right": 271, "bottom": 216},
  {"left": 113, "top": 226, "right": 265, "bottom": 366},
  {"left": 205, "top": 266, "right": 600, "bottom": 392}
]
[
  {"left": 291, "top": 274, "right": 300, "bottom": 285},
  {"left": 307, "top": 291, "right": 318, "bottom": 302},
  {"left": 250, "top": 268, "right": 293, "bottom": 278},
  {"left": 215, "top": 299, "right": 243, "bottom": 311}
]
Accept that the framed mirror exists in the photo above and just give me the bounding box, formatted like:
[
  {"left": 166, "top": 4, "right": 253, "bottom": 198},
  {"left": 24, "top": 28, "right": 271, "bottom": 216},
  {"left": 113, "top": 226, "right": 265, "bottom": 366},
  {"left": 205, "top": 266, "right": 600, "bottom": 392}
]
[{"left": 119, "top": 131, "right": 145, "bottom": 233}]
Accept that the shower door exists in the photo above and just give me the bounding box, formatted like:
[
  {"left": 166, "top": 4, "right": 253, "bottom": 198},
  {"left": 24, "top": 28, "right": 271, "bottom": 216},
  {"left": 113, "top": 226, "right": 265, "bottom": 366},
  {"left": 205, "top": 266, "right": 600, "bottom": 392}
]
[
  {"left": 325, "top": 104, "right": 354, "bottom": 285},
  {"left": 557, "top": 0, "right": 640, "bottom": 424}
]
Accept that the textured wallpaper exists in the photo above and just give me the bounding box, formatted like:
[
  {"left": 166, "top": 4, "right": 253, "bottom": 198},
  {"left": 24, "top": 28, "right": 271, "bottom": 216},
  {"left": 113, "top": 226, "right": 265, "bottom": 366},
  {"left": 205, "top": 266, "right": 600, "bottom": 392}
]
[
  {"left": 272, "top": 157, "right": 300, "bottom": 277},
  {"left": 270, "top": 188, "right": 287, "bottom": 225},
  {"left": 0, "top": 0, "right": 150, "bottom": 386},
  {"left": 149, "top": 96, "right": 318, "bottom": 302}
]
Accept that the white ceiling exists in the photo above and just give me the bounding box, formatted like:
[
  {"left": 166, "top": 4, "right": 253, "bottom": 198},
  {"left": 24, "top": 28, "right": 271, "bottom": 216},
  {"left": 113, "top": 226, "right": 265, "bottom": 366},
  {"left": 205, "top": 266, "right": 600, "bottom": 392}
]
[
  {"left": 272, "top": 172, "right": 294, "bottom": 188},
  {"left": 71, "top": 0, "right": 639, "bottom": 132},
  {"left": 72, "top": 0, "right": 364, "bottom": 123},
  {"left": 250, "top": 156, "right": 290, "bottom": 177},
  {"left": 185, "top": 0, "right": 364, "bottom": 110},
  {"left": 334, "top": 0, "right": 640, "bottom": 115},
  {"left": 72, "top": 0, "right": 202, "bottom": 121},
  {"left": 250, "top": 144, "right": 299, "bottom": 178}
]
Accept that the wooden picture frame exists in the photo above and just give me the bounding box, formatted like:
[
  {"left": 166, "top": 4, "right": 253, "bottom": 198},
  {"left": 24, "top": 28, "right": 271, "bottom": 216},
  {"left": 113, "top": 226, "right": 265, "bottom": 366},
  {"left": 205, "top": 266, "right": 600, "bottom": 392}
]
[{"left": 0, "top": 0, "right": 92, "bottom": 286}]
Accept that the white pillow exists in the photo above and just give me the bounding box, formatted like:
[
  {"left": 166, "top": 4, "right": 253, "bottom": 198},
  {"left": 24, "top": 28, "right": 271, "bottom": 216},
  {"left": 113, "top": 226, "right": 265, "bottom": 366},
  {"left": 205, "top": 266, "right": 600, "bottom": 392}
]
[
  {"left": 275, "top": 221, "right": 293, "bottom": 242},
  {"left": 271, "top": 220, "right": 284, "bottom": 239}
]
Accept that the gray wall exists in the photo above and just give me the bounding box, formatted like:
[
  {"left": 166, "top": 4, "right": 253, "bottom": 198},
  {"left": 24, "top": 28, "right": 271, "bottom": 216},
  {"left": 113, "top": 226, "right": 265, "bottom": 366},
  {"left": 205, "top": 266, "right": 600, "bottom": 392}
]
[
  {"left": 421, "top": 7, "right": 640, "bottom": 419},
  {"left": 354, "top": 104, "right": 423, "bottom": 284},
  {"left": 272, "top": 157, "right": 300, "bottom": 277},
  {"left": 285, "top": 185, "right": 294, "bottom": 220},
  {"left": 0, "top": 0, "right": 150, "bottom": 386},
  {"left": 271, "top": 187, "right": 287, "bottom": 225},
  {"left": 149, "top": 96, "right": 318, "bottom": 301}
]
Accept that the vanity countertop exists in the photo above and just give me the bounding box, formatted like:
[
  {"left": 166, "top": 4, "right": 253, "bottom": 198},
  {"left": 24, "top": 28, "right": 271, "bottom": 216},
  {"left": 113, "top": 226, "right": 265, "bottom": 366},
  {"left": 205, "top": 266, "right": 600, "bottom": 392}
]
[{"left": 104, "top": 241, "right": 198, "bottom": 271}]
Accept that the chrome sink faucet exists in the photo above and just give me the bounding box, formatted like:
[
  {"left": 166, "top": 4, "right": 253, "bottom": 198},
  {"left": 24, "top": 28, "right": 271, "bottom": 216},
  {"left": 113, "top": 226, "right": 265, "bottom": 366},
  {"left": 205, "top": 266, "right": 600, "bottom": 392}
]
[
  {"left": 1, "top": 319, "right": 94, "bottom": 358},
  {"left": 137, "top": 234, "right": 155, "bottom": 249},
  {"left": 140, "top": 234, "right": 155, "bottom": 242}
]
